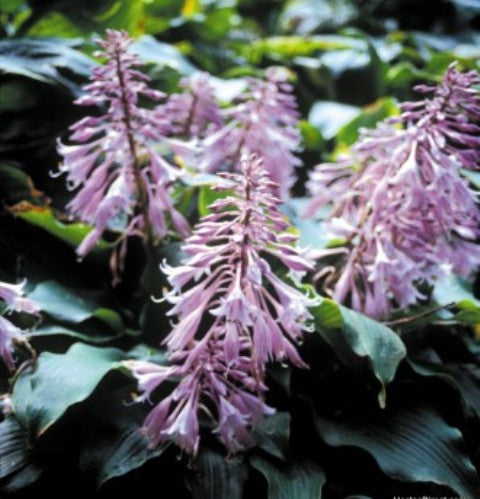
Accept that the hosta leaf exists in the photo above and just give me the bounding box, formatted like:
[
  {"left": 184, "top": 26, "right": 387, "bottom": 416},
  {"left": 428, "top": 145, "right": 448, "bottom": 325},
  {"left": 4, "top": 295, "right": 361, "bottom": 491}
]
[
  {"left": 282, "top": 198, "right": 331, "bottom": 249},
  {"left": 198, "top": 185, "right": 234, "bottom": 217},
  {"left": 245, "top": 35, "right": 358, "bottom": 62},
  {"left": 0, "top": 417, "right": 29, "bottom": 480},
  {"left": 433, "top": 274, "right": 480, "bottom": 308},
  {"left": 27, "top": 325, "right": 120, "bottom": 344},
  {"left": 96, "top": 430, "right": 167, "bottom": 486},
  {"left": 336, "top": 97, "right": 399, "bottom": 146},
  {"left": 186, "top": 448, "right": 247, "bottom": 499},
  {"left": 133, "top": 35, "right": 197, "bottom": 76},
  {"left": 461, "top": 168, "right": 480, "bottom": 189},
  {"left": 252, "top": 412, "right": 290, "bottom": 461},
  {"left": 251, "top": 456, "right": 325, "bottom": 499},
  {"left": 314, "top": 407, "right": 480, "bottom": 497},
  {"left": 314, "top": 300, "right": 406, "bottom": 407},
  {"left": 0, "top": 38, "right": 93, "bottom": 94},
  {"left": 11, "top": 343, "right": 125, "bottom": 438},
  {"left": 0, "top": 417, "right": 44, "bottom": 492},
  {"left": 308, "top": 101, "right": 359, "bottom": 140},
  {"left": 409, "top": 359, "right": 480, "bottom": 417},
  {"left": 0, "top": 162, "right": 41, "bottom": 204},
  {"left": 28, "top": 281, "right": 122, "bottom": 330},
  {"left": 278, "top": 0, "right": 358, "bottom": 35},
  {"left": 78, "top": 386, "right": 168, "bottom": 486},
  {"left": 15, "top": 207, "right": 109, "bottom": 251}
]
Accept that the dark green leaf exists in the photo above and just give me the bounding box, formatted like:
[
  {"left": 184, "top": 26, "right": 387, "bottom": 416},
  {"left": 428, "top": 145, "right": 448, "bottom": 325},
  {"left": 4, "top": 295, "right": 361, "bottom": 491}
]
[
  {"left": 314, "top": 407, "right": 480, "bottom": 498},
  {"left": 27, "top": 325, "right": 120, "bottom": 344},
  {"left": 11, "top": 343, "right": 125, "bottom": 437},
  {"left": 409, "top": 359, "right": 480, "bottom": 417},
  {"left": 28, "top": 281, "right": 122, "bottom": 330},
  {"left": 0, "top": 417, "right": 44, "bottom": 491},
  {"left": 314, "top": 299, "right": 406, "bottom": 407},
  {"left": 0, "top": 162, "right": 40, "bottom": 204},
  {"left": 186, "top": 448, "right": 247, "bottom": 499},
  {"left": 79, "top": 386, "right": 168, "bottom": 486},
  {"left": 251, "top": 456, "right": 325, "bottom": 499},
  {"left": 0, "top": 417, "right": 29, "bottom": 480},
  {"left": 252, "top": 413, "right": 290, "bottom": 461}
]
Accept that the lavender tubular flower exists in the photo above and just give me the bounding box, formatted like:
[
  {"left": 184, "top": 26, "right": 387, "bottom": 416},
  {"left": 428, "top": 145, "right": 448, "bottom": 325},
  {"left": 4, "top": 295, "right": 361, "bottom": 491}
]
[
  {"left": 162, "top": 72, "right": 223, "bottom": 140},
  {"left": 307, "top": 64, "right": 480, "bottom": 318},
  {"left": 0, "top": 280, "right": 38, "bottom": 371},
  {"left": 57, "top": 30, "right": 188, "bottom": 280},
  {"left": 125, "top": 155, "right": 316, "bottom": 454},
  {"left": 199, "top": 67, "right": 302, "bottom": 197}
]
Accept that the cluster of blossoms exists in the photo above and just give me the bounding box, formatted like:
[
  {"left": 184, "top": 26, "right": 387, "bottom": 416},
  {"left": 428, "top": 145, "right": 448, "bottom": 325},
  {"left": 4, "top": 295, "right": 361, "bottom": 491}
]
[
  {"left": 0, "top": 280, "right": 38, "bottom": 371},
  {"left": 198, "top": 67, "right": 302, "bottom": 196},
  {"left": 165, "top": 67, "right": 302, "bottom": 197},
  {"left": 162, "top": 72, "right": 223, "bottom": 140},
  {"left": 306, "top": 64, "right": 480, "bottom": 318},
  {"left": 125, "top": 155, "right": 316, "bottom": 454},
  {"left": 57, "top": 30, "right": 189, "bottom": 281}
]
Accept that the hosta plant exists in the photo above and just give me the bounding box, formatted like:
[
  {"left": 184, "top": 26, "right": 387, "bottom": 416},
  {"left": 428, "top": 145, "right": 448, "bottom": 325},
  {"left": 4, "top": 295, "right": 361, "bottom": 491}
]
[
  {"left": 307, "top": 64, "right": 480, "bottom": 318},
  {"left": 1, "top": 25, "right": 480, "bottom": 499}
]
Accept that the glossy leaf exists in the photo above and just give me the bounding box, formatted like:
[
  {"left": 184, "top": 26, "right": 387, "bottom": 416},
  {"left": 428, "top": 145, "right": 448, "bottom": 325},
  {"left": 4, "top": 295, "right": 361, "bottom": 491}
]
[
  {"left": 15, "top": 207, "right": 109, "bottom": 251},
  {"left": 314, "top": 299, "right": 406, "bottom": 407},
  {"left": 314, "top": 407, "right": 480, "bottom": 498},
  {"left": 11, "top": 343, "right": 125, "bottom": 437},
  {"left": 28, "top": 281, "right": 122, "bottom": 330},
  {"left": 0, "top": 38, "right": 93, "bottom": 94},
  {"left": 251, "top": 456, "right": 325, "bottom": 499}
]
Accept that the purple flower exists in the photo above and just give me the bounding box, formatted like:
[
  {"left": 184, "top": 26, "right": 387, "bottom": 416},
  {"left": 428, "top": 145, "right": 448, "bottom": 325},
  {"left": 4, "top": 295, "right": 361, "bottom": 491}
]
[
  {"left": 306, "top": 64, "right": 480, "bottom": 318},
  {"left": 57, "top": 30, "right": 189, "bottom": 282},
  {"left": 162, "top": 72, "right": 223, "bottom": 139},
  {"left": 0, "top": 280, "right": 38, "bottom": 371},
  {"left": 198, "top": 67, "right": 302, "bottom": 197},
  {"left": 125, "top": 155, "right": 316, "bottom": 454}
]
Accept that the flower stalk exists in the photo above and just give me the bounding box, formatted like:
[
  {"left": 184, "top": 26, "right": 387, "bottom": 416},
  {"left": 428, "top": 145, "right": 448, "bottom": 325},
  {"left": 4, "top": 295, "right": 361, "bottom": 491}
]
[{"left": 125, "top": 155, "right": 316, "bottom": 454}]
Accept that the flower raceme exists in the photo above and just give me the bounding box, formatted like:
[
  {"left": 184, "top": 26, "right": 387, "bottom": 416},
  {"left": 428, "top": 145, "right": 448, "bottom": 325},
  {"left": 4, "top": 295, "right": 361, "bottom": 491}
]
[
  {"left": 57, "top": 30, "right": 189, "bottom": 281},
  {"left": 125, "top": 155, "right": 316, "bottom": 454},
  {"left": 163, "top": 72, "right": 223, "bottom": 140},
  {"left": 0, "top": 280, "right": 38, "bottom": 371},
  {"left": 198, "top": 67, "right": 302, "bottom": 197},
  {"left": 306, "top": 64, "right": 480, "bottom": 318}
]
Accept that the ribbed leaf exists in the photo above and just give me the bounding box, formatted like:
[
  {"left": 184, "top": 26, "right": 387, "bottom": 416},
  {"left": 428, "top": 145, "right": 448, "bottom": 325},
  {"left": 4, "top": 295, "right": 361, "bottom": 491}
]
[
  {"left": 314, "top": 407, "right": 480, "bottom": 497},
  {"left": 11, "top": 343, "right": 125, "bottom": 438},
  {"left": 186, "top": 448, "right": 247, "bottom": 499},
  {"left": 409, "top": 358, "right": 480, "bottom": 417},
  {"left": 0, "top": 417, "right": 43, "bottom": 492},
  {"left": 251, "top": 456, "right": 325, "bottom": 499},
  {"left": 252, "top": 413, "right": 290, "bottom": 461},
  {"left": 314, "top": 299, "right": 406, "bottom": 407},
  {"left": 0, "top": 418, "right": 29, "bottom": 480}
]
